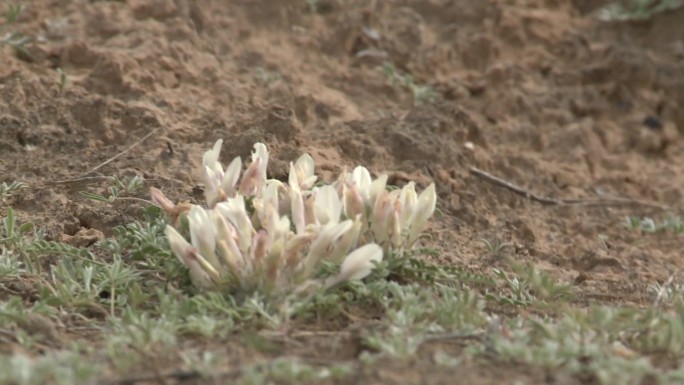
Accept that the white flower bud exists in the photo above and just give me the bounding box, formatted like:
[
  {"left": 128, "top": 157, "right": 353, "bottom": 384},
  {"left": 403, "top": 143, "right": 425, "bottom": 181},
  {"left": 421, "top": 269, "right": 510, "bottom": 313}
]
[
  {"left": 188, "top": 205, "right": 220, "bottom": 271},
  {"left": 324, "top": 243, "right": 383, "bottom": 288},
  {"left": 314, "top": 185, "right": 342, "bottom": 225},
  {"left": 407, "top": 183, "right": 437, "bottom": 246}
]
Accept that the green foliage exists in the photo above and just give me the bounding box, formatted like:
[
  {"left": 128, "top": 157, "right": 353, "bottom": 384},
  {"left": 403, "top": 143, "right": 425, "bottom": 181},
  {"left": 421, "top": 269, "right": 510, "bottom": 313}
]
[
  {"left": 79, "top": 175, "right": 144, "bottom": 203},
  {"left": 238, "top": 358, "right": 352, "bottom": 385},
  {"left": 2, "top": 181, "right": 684, "bottom": 385},
  {"left": 490, "top": 305, "right": 684, "bottom": 384},
  {"left": 623, "top": 215, "right": 684, "bottom": 234},
  {"left": 255, "top": 67, "right": 282, "bottom": 86},
  {"left": 26, "top": 240, "right": 94, "bottom": 260},
  {"left": 381, "top": 62, "right": 437, "bottom": 105},
  {"left": 0, "top": 351, "right": 100, "bottom": 385},
  {"left": 1, "top": 30, "right": 28, "bottom": 48},
  {"left": 485, "top": 264, "right": 573, "bottom": 307},
  {"left": 0, "top": 181, "right": 27, "bottom": 202},
  {"left": 99, "top": 206, "right": 188, "bottom": 287},
  {"left": 598, "top": 0, "right": 683, "bottom": 21},
  {"left": 0, "top": 207, "right": 42, "bottom": 275},
  {"left": 361, "top": 283, "right": 485, "bottom": 359},
  {"left": 56, "top": 68, "right": 67, "bottom": 93},
  {"left": 480, "top": 238, "right": 513, "bottom": 259},
  {"left": 0, "top": 207, "right": 34, "bottom": 249},
  {"left": 0, "top": 4, "right": 31, "bottom": 60},
  {"left": 4, "top": 3, "right": 23, "bottom": 25},
  {"left": 650, "top": 279, "right": 684, "bottom": 306}
]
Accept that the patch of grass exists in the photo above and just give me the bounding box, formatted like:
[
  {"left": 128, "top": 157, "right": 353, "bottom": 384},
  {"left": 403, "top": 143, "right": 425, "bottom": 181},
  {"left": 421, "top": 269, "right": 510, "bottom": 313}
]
[
  {"left": 480, "top": 237, "right": 513, "bottom": 259},
  {"left": 239, "top": 357, "right": 353, "bottom": 385},
  {"left": 4, "top": 202, "right": 684, "bottom": 384},
  {"left": 1, "top": 30, "right": 30, "bottom": 54},
  {"left": 486, "top": 268, "right": 535, "bottom": 307},
  {"left": 381, "top": 62, "right": 438, "bottom": 106},
  {"left": 0, "top": 350, "right": 100, "bottom": 385},
  {"left": 0, "top": 181, "right": 27, "bottom": 202},
  {"left": 79, "top": 175, "right": 145, "bottom": 203},
  {"left": 3, "top": 2, "right": 22, "bottom": 25},
  {"left": 361, "top": 283, "right": 485, "bottom": 360},
  {"left": 304, "top": 0, "right": 318, "bottom": 13},
  {"left": 1, "top": 207, "right": 36, "bottom": 261},
  {"left": 485, "top": 264, "right": 573, "bottom": 307},
  {"left": 1, "top": 3, "right": 31, "bottom": 59},
  {"left": 56, "top": 68, "right": 67, "bottom": 93},
  {"left": 488, "top": 305, "right": 684, "bottom": 384},
  {"left": 598, "top": 0, "right": 684, "bottom": 21},
  {"left": 650, "top": 276, "right": 684, "bottom": 307},
  {"left": 255, "top": 67, "right": 282, "bottom": 87},
  {"left": 511, "top": 262, "right": 574, "bottom": 302},
  {"left": 623, "top": 215, "right": 684, "bottom": 234}
]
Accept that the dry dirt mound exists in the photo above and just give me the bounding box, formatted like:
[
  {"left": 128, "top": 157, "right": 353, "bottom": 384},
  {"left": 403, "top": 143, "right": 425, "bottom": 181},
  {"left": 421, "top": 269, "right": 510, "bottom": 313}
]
[
  {"left": 2, "top": 0, "right": 682, "bottom": 301},
  {"left": 1, "top": 0, "right": 684, "bottom": 382}
]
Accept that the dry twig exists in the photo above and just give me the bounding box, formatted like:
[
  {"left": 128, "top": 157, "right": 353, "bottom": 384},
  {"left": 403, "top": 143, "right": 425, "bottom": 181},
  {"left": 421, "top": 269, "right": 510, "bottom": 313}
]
[
  {"left": 469, "top": 167, "right": 561, "bottom": 205},
  {"left": 85, "top": 129, "right": 159, "bottom": 175},
  {"left": 49, "top": 175, "right": 109, "bottom": 185},
  {"left": 49, "top": 129, "right": 159, "bottom": 186},
  {"left": 110, "top": 369, "right": 208, "bottom": 385},
  {"left": 469, "top": 167, "right": 669, "bottom": 210}
]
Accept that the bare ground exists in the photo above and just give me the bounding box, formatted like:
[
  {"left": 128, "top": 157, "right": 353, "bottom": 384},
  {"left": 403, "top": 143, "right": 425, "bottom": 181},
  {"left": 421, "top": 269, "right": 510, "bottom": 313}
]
[{"left": 1, "top": 0, "right": 684, "bottom": 384}]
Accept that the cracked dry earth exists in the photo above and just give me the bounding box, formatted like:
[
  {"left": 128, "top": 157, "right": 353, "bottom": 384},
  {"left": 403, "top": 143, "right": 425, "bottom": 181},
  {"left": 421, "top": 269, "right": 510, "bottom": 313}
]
[{"left": 1, "top": 0, "right": 684, "bottom": 384}]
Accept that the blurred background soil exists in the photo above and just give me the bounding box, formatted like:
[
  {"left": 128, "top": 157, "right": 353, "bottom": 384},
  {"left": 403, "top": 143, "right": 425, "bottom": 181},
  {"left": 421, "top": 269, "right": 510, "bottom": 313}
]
[{"left": 1, "top": 0, "right": 684, "bottom": 310}]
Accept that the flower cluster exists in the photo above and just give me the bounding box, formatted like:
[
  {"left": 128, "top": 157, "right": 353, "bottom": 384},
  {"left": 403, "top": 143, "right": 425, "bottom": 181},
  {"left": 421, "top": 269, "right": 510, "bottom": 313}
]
[{"left": 152, "top": 139, "right": 436, "bottom": 295}]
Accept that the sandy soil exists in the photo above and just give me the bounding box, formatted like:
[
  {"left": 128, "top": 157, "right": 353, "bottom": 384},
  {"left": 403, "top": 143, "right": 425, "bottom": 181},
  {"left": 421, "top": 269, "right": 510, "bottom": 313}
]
[{"left": 1, "top": 0, "right": 684, "bottom": 383}]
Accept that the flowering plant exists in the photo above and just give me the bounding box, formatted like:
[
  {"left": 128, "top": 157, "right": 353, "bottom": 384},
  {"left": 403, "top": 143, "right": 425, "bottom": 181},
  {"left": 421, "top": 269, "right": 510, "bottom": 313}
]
[{"left": 152, "top": 139, "right": 436, "bottom": 295}]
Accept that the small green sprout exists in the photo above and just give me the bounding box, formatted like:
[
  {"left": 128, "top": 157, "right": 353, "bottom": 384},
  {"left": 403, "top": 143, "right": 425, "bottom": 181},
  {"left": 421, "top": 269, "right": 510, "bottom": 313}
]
[
  {"left": 255, "top": 67, "right": 281, "bottom": 87},
  {"left": 80, "top": 175, "right": 144, "bottom": 203},
  {"left": 57, "top": 68, "right": 67, "bottom": 93},
  {"left": 0, "top": 181, "right": 27, "bottom": 201},
  {"left": 4, "top": 2, "right": 23, "bottom": 25},
  {"left": 381, "top": 62, "right": 437, "bottom": 106},
  {"left": 305, "top": 0, "right": 318, "bottom": 12},
  {"left": 480, "top": 238, "right": 512, "bottom": 259},
  {"left": 0, "top": 207, "right": 34, "bottom": 251}
]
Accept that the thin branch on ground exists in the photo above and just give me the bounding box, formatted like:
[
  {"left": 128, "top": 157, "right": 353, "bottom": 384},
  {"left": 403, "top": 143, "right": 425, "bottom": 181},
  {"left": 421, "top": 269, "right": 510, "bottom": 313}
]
[
  {"left": 469, "top": 167, "right": 562, "bottom": 205},
  {"left": 110, "top": 369, "right": 201, "bottom": 385},
  {"left": 469, "top": 167, "right": 670, "bottom": 210},
  {"left": 423, "top": 331, "right": 485, "bottom": 342},
  {"left": 85, "top": 128, "right": 160, "bottom": 176},
  {"left": 47, "top": 129, "right": 162, "bottom": 187},
  {"left": 48, "top": 175, "right": 109, "bottom": 185}
]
